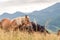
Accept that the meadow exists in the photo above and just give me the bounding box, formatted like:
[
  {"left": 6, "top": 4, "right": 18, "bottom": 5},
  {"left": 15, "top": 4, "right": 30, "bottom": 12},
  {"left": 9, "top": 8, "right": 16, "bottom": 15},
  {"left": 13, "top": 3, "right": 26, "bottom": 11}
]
[{"left": 0, "top": 29, "right": 60, "bottom": 40}]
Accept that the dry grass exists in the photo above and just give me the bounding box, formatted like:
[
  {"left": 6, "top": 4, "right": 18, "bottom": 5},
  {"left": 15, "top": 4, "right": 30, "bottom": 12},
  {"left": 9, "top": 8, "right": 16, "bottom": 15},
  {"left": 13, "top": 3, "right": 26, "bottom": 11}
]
[{"left": 0, "top": 29, "right": 60, "bottom": 40}]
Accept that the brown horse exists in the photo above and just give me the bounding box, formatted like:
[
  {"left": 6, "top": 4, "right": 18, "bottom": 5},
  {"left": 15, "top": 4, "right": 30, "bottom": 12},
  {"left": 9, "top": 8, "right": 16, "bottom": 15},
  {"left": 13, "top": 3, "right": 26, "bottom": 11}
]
[{"left": 1, "top": 18, "right": 11, "bottom": 31}]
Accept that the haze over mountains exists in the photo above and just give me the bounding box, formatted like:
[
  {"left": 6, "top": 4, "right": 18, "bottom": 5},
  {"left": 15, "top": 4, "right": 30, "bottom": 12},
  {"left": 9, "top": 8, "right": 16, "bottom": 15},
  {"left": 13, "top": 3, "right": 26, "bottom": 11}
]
[{"left": 0, "top": 2, "right": 60, "bottom": 33}]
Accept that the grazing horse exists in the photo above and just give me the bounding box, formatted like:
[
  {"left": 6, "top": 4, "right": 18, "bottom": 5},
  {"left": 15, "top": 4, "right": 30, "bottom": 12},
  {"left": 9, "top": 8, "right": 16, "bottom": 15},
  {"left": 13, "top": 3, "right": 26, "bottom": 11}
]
[{"left": 12, "top": 15, "right": 49, "bottom": 34}]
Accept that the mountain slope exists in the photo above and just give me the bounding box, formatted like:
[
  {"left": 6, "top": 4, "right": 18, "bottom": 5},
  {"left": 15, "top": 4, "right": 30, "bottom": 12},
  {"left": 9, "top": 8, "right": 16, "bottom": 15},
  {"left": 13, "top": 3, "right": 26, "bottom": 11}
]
[{"left": 28, "top": 3, "right": 60, "bottom": 32}]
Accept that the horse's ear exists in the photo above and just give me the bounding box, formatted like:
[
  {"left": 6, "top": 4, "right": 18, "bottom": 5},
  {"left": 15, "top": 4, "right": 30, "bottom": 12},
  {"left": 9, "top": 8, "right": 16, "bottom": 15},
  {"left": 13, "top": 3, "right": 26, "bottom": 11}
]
[{"left": 25, "top": 15, "right": 28, "bottom": 18}]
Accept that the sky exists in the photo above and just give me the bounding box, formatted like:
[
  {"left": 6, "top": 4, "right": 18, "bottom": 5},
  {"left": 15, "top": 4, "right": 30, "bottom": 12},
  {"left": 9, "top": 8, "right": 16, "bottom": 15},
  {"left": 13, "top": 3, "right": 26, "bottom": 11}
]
[{"left": 0, "top": 0, "right": 60, "bottom": 15}]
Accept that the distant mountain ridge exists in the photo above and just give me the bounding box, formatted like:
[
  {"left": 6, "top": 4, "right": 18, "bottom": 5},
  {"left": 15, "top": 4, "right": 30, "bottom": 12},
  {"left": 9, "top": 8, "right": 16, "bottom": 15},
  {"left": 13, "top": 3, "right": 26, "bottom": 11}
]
[
  {"left": 0, "top": 2, "right": 60, "bottom": 33},
  {"left": 0, "top": 11, "right": 26, "bottom": 20}
]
